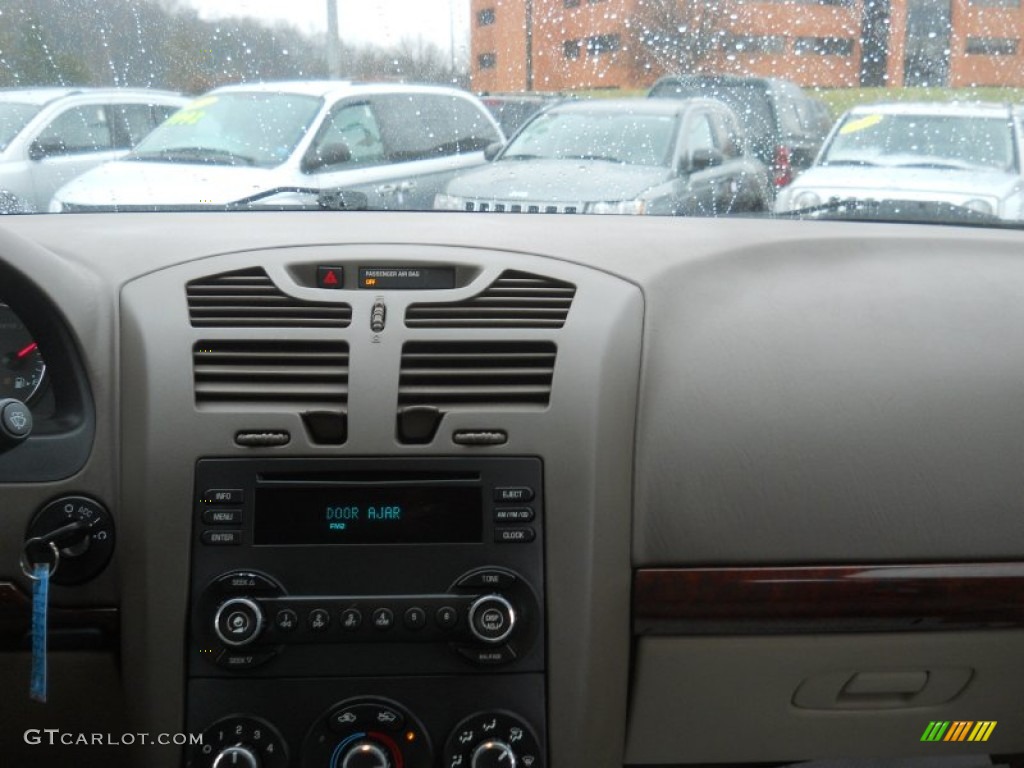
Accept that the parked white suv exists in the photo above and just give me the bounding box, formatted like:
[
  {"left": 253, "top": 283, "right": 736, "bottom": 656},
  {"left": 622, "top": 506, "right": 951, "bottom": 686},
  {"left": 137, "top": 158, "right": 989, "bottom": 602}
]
[
  {"left": 0, "top": 87, "right": 187, "bottom": 213},
  {"left": 51, "top": 81, "right": 504, "bottom": 212}
]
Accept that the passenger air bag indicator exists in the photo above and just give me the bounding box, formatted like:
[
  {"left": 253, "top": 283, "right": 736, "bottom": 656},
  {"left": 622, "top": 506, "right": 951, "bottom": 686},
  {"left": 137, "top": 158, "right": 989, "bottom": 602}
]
[{"left": 358, "top": 267, "right": 455, "bottom": 289}]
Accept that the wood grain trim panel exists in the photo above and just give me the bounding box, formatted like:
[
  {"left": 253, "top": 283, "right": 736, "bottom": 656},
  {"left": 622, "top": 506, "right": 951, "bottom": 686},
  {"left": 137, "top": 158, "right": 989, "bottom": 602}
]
[{"left": 634, "top": 563, "right": 1024, "bottom": 635}]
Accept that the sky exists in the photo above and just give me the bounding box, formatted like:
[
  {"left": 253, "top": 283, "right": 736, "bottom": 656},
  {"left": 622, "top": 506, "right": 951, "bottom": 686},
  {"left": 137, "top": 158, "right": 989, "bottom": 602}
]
[{"left": 183, "top": 0, "right": 470, "bottom": 55}]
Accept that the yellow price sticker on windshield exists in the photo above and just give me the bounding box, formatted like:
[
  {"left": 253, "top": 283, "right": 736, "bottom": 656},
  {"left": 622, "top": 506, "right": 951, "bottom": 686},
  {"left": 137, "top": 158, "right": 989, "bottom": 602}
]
[
  {"left": 182, "top": 96, "right": 218, "bottom": 112},
  {"left": 840, "top": 114, "right": 884, "bottom": 134}
]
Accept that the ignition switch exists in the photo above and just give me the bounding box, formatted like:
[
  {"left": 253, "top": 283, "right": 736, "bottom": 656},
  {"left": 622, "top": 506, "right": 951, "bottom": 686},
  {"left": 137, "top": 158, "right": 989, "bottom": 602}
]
[{"left": 24, "top": 496, "right": 114, "bottom": 585}]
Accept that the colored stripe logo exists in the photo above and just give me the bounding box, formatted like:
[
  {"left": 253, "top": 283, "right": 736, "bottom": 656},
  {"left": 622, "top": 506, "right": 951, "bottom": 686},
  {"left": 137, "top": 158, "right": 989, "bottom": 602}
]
[{"left": 921, "top": 721, "right": 997, "bottom": 742}]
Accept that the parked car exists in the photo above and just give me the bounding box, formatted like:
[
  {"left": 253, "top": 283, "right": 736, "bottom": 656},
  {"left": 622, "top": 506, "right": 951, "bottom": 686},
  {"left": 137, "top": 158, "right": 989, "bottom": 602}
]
[
  {"left": 51, "top": 81, "right": 503, "bottom": 212},
  {"left": 435, "top": 98, "right": 770, "bottom": 216},
  {"left": 0, "top": 87, "right": 187, "bottom": 213},
  {"left": 478, "top": 92, "right": 564, "bottom": 136},
  {"left": 648, "top": 75, "right": 830, "bottom": 189},
  {"left": 775, "top": 102, "right": 1024, "bottom": 221}
]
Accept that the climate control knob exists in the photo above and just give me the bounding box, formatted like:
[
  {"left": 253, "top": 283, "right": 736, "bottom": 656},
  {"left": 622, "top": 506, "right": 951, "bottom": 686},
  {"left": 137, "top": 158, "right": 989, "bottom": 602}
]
[
  {"left": 213, "top": 597, "right": 264, "bottom": 647},
  {"left": 471, "top": 740, "right": 516, "bottom": 768},
  {"left": 212, "top": 745, "right": 260, "bottom": 768},
  {"left": 340, "top": 740, "right": 391, "bottom": 768},
  {"left": 467, "top": 595, "right": 516, "bottom": 644}
]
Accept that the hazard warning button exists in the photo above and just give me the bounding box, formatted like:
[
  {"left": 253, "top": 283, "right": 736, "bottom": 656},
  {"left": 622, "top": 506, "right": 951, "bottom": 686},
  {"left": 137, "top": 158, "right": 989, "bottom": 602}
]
[{"left": 316, "top": 266, "right": 344, "bottom": 289}]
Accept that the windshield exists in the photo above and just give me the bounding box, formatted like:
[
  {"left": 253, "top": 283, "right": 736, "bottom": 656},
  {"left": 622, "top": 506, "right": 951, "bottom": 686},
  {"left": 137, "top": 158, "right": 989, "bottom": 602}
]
[
  {"left": 0, "top": 0, "right": 1019, "bottom": 226},
  {"left": 130, "top": 92, "right": 323, "bottom": 167},
  {"left": 0, "top": 102, "right": 42, "bottom": 151},
  {"left": 504, "top": 111, "right": 677, "bottom": 166},
  {"left": 823, "top": 113, "right": 1016, "bottom": 171}
]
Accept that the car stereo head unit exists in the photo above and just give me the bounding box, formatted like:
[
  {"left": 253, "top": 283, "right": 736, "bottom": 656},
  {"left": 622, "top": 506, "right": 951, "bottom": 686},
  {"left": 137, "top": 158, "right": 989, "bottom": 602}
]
[{"left": 189, "top": 456, "right": 545, "bottom": 679}]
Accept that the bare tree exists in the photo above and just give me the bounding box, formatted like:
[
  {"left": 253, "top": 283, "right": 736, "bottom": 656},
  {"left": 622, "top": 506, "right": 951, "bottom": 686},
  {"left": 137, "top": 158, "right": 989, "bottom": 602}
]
[{"left": 627, "top": 0, "right": 726, "bottom": 81}]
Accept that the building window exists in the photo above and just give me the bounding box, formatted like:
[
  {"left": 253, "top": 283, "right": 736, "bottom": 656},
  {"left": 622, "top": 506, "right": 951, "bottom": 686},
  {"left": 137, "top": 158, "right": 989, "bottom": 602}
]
[
  {"left": 564, "top": 0, "right": 580, "bottom": 7},
  {"left": 477, "top": 8, "right": 496, "bottom": 26},
  {"left": 585, "top": 34, "right": 621, "bottom": 56},
  {"left": 477, "top": 52, "right": 497, "bottom": 69},
  {"left": 563, "top": 39, "right": 582, "bottom": 59},
  {"left": 967, "top": 0, "right": 1020, "bottom": 6},
  {"left": 794, "top": 36, "right": 855, "bottom": 56},
  {"left": 965, "top": 37, "right": 1019, "bottom": 55},
  {"left": 721, "top": 34, "right": 787, "bottom": 55}
]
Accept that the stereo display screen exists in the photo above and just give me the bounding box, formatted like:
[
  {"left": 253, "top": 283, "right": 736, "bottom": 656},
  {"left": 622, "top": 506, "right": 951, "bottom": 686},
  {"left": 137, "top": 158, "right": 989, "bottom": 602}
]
[{"left": 254, "top": 485, "right": 483, "bottom": 545}]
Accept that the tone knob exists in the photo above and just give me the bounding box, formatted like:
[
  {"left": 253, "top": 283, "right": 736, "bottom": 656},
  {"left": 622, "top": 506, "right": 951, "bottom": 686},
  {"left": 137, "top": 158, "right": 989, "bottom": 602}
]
[
  {"left": 468, "top": 594, "right": 516, "bottom": 644},
  {"left": 472, "top": 740, "right": 516, "bottom": 768},
  {"left": 211, "top": 744, "right": 260, "bottom": 768},
  {"left": 213, "top": 597, "right": 264, "bottom": 647},
  {"left": 340, "top": 740, "right": 391, "bottom": 768}
]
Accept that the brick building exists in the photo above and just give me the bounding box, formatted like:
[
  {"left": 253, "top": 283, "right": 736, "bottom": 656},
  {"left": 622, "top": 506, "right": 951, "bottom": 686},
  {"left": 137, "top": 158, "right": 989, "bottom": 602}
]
[{"left": 469, "top": 0, "right": 1024, "bottom": 91}]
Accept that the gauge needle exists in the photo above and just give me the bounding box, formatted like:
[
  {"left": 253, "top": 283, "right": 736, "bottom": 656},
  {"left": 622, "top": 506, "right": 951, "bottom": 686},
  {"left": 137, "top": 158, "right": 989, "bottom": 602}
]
[{"left": 15, "top": 342, "right": 38, "bottom": 359}]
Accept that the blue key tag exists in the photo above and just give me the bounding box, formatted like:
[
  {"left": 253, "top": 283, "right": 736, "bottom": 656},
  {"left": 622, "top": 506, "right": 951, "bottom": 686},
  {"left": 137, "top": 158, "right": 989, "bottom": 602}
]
[{"left": 30, "top": 562, "right": 49, "bottom": 703}]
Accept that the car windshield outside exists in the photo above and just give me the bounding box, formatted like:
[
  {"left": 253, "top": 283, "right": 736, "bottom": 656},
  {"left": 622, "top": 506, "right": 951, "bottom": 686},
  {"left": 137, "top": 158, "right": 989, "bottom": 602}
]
[
  {"left": 503, "top": 110, "right": 677, "bottom": 166},
  {"left": 823, "top": 112, "right": 1016, "bottom": 171},
  {"left": 0, "top": 0, "right": 1022, "bottom": 227},
  {"left": 129, "top": 91, "right": 324, "bottom": 168},
  {"left": 0, "top": 102, "right": 42, "bottom": 151}
]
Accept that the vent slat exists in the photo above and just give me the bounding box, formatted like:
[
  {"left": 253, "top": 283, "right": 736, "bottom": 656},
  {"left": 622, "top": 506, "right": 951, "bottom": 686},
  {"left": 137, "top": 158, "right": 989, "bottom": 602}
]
[
  {"left": 193, "top": 339, "right": 348, "bottom": 408},
  {"left": 405, "top": 270, "right": 575, "bottom": 329},
  {"left": 187, "top": 267, "right": 351, "bottom": 328},
  {"left": 398, "top": 341, "right": 555, "bottom": 411}
]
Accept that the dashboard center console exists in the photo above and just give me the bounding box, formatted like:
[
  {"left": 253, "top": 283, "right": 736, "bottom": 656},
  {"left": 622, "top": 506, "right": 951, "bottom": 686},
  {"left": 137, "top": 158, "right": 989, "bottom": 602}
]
[{"left": 186, "top": 456, "right": 546, "bottom": 768}]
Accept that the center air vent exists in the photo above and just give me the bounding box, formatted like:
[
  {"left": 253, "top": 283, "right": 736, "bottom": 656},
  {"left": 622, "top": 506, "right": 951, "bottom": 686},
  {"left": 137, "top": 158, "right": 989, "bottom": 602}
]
[
  {"left": 398, "top": 341, "right": 556, "bottom": 409},
  {"left": 194, "top": 340, "right": 348, "bottom": 408},
  {"left": 405, "top": 270, "right": 575, "bottom": 329},
  {"left": 187, "top": 268, "right": 352, "bottom": 328}
]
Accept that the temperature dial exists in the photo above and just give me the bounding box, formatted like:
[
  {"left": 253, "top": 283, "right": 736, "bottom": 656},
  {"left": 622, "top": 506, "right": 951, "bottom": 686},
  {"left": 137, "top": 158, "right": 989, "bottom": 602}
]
[{"left": 302, "top": 697, "right": 433, "bottom": 768}]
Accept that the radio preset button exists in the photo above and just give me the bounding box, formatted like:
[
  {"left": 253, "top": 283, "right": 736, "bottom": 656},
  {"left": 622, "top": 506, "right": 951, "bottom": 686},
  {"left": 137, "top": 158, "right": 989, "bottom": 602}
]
[
  {"left": 274, "top": 608, "right": 298, "bottom": 632},
  {"left": 214, "top": 598, "right": 263, "bottom": 647},
  {"left": 201, "top": 530, "right": 242, "bottom": 546},
  {"left": 468, "top": 595, "right": 516, "bottom": 644},
  {"left": 202, "top": 508, "right": 241, "bottom": 525},
  {"left": 308, "top": 608, "right": 331, "bottom": 632},
  {"left": 493, "top": 487, "right": 534, "bottom": 503},
  {"left": 495, "top": 527, "right": 536, "bottom": 544},
  {"left": 435, "top": 605, "right": 459, "bottom": 630},
  {"left": 372, "top": 608, "right": 394, "bottom": 630},
  {"left": 202, "top": 488, "right": 243, "bottom": 504},
  {"left": 341, "top": 608, "right": 363, "bottom": 631},
  {"left": 404, "top": 606, "right": 426, "bottom": 630},
  {"left": 494, "top": 507, "right": 534, "bottom": 523}
]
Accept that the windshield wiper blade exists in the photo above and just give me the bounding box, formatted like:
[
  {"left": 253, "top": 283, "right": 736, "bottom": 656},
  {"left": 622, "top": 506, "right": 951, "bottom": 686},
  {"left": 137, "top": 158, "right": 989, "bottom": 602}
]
[
  {"left": 130, "top": 147, "right": 259, "bottom": 166},
  {"left": 59, "top": 187, "right": 369, "bottom": 213},
  {"left": 777, "top": 198, "right": 1002, "bottom": 225},
  {"left": 567, "top": 154, "right": 624, "bottom": 163},
  {"left": 821, "top": 159, "right": 879, "bottom": 167}
]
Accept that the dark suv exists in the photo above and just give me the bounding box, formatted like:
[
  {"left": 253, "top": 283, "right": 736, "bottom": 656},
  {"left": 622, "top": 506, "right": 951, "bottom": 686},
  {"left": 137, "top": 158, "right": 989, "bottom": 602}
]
[{"left": 648, "top": 75, "right": 832, "bottom": 189}]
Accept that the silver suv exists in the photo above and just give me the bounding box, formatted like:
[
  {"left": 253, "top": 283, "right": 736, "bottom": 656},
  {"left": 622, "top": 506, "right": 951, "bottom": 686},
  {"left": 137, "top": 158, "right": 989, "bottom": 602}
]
[
  {"left": 0, "top": 87, "right": 187, "bottom": 213},
  {"left": 52, "top": 81, "right": 504, "bottom": 212}
]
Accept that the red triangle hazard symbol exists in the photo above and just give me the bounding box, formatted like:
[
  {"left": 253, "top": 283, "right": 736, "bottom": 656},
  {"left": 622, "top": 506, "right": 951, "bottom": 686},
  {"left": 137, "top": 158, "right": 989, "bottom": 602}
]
[{"left": 323, "top": 270, "right": 339, "bottom": 285}]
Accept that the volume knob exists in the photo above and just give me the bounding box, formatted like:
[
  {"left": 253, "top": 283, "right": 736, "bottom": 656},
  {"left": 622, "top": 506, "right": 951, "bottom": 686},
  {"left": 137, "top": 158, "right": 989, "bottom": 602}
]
[
  {"left": 468, "top": 595, "right": 516, "bottom": 644},
  {"left": 213, "top": 597, "right": 264, "bottom": 647}
]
